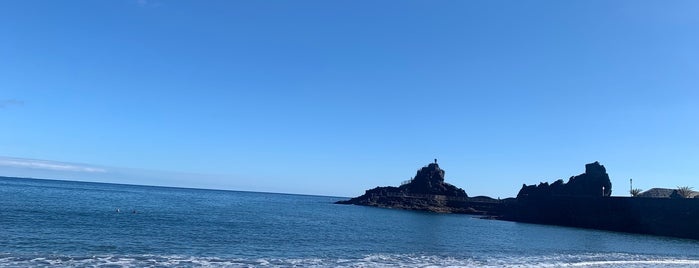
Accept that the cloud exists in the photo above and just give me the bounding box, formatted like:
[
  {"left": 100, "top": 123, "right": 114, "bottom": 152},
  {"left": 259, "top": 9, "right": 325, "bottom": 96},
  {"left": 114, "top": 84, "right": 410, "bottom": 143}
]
[
  {"left": 0, "top": 157, "right": 107, "bottom": 173},
  {"left": 0, "top": 99, "right": 24, "bottom": 109}
]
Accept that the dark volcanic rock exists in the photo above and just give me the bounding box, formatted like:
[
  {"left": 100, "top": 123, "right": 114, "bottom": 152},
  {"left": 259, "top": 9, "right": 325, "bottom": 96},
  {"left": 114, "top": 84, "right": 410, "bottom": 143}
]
[
  {"left": 501, "top": 195, "right": 699, "bottom": 240},
  {"left": 400, "top": 163, "right": 467, "bottom": 197},
  {"left": 517, "top": 161, "right": 612, "bottom": 198},
  {"left": 501, "top": 161, "right": 699, "bottom": 240},
  {"left": 335, "top": 162, "right": 475, "bottom": 213}
]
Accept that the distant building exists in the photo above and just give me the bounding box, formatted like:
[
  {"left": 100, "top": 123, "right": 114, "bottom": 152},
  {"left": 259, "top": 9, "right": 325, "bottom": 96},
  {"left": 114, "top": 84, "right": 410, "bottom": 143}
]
[
  {"left": 638, "top": 188, "right": 675, "bottom": 198},
  {"left": 638, "top": 188, "right": 699, "bottom": 198}
]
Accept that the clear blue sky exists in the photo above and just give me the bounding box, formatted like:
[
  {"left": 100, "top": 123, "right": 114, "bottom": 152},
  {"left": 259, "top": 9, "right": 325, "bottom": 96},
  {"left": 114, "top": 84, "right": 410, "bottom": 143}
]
[{"left": 1, "top": 0, "right": 697, "bottom": 197}]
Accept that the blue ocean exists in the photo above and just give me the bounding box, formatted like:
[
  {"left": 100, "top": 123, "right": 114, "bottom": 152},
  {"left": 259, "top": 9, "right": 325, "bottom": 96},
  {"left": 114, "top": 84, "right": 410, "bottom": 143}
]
[{"left": 2, "top": 177, "right": 699, "bottom": 267}]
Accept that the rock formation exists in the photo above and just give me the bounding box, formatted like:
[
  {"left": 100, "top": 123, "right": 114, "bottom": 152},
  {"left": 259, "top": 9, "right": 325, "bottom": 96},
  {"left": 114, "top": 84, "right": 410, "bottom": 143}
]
[
  {"left": 501, "top": 161, "right": 699, "bottom": 240},
  {"left": 401, "top": 163, "right": 467, "bottom": 197},
  {"left": 335, "top": 162, "right": 475, "bottom": 213},
  {"left": 517, "top": 161, "right": 612, "bottom": 198}
]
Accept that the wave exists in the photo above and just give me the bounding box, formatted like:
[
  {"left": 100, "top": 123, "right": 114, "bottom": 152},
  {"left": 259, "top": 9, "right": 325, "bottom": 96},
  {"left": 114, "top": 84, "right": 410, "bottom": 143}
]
[
  {"left": 1, "top": 253, "right": 699, "bottom": 267},
  {"left": 568, "top": 259, "right": 699, "bottom": 267}
]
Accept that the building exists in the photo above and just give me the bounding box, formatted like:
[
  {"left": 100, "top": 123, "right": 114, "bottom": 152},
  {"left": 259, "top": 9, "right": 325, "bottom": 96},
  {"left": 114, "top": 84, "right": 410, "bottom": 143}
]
[{"left": 638, "top": 188, "right": 699, "bottom": 198}]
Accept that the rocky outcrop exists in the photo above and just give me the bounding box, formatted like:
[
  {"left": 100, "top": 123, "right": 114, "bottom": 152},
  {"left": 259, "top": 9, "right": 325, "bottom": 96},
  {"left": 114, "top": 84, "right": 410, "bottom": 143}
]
[
  {"left": 336, "top": 162, "right": 478, "bottom": 214},
  {"left": 401, "top": 163, "right": 467, "bottom": 197},
  {"left": 500, "top": 161, "right": 699, "bottom": 240},
  {"left": 516, "top": 161, "right": 612, "bottom": 198}
]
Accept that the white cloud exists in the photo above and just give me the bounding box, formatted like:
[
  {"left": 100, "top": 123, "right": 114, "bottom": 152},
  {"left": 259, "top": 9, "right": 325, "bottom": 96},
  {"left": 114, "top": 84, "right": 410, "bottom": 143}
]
[{"left": 0, "top": 157, "right": 107, "bottom": 173}]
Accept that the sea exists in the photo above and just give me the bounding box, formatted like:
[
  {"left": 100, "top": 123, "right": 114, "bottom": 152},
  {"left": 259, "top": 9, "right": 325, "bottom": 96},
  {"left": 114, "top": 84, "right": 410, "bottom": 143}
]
[{"left": 2, "top": 177, "right": 699, "bottom": 267}]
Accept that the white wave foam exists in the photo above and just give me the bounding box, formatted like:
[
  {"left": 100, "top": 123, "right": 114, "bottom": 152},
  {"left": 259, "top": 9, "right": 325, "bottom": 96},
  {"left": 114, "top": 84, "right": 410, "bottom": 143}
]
[
  {"left": 1, "top": 253, "right": 698, "bottom": 267},
  {"left": 567, "top": 259, "right": 699, "bottom": 267}
]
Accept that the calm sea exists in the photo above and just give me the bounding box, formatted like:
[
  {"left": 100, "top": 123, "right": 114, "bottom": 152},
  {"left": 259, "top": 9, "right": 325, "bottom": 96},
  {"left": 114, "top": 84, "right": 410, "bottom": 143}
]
[{"left": 2, "top": 177, "right": 699, "bottom": 267}]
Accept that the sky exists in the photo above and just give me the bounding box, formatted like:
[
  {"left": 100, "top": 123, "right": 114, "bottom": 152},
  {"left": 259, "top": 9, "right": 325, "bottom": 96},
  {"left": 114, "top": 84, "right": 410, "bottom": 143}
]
[{"left": 1, "top": 0, "right": 697, "bottom": 198}]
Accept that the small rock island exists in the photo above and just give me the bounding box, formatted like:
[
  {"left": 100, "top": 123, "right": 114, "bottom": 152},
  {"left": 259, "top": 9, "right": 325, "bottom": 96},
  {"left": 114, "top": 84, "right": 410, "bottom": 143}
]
[{"left": 336, "top": 160, "right": 490, "bottom": 214}]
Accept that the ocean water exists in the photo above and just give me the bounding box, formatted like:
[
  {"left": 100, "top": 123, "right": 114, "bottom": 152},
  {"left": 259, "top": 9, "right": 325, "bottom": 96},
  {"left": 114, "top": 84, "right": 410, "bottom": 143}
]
[{"left": 2, "top": 177, "right": 699, "bottom": 267}]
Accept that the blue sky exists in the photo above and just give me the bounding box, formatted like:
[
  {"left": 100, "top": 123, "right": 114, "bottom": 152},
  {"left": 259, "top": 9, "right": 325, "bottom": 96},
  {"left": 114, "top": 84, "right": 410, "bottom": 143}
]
[{"left": 1, "top": 0, "right": 697, "bottom": 197}]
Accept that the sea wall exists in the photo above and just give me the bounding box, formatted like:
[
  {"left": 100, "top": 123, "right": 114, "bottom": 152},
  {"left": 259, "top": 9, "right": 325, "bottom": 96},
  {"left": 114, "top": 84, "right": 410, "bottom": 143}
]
[{"left": 501, "top": 196, "right": 699, "bottom": 240}]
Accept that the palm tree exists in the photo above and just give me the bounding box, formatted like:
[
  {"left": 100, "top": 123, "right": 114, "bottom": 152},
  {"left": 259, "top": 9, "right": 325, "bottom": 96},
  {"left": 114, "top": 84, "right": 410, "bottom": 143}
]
[
  {"left": 630, "top": 188, "right": 643, "bottom": 197},
  {"left": 677, "top": 186, "right": 695, "bottom": 198}
]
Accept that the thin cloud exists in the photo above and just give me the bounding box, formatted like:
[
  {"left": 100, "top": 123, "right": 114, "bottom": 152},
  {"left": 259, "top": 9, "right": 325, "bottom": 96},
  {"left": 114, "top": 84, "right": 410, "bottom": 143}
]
[
  {"left": 0, "top": 99, "right": 24, "bottom": 109},
  {"left": 0, "top": 157, "right": 107, "bottom": 173}
]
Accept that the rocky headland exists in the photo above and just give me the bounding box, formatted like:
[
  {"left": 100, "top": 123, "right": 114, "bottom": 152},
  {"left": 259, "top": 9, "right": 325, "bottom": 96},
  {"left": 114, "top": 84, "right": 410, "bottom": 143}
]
[
  {"left": 336, "top": 161, "right": 487, "bottom": 214},
  {"left": 338, "top": 160, "right": 699, "bottom": 240}
]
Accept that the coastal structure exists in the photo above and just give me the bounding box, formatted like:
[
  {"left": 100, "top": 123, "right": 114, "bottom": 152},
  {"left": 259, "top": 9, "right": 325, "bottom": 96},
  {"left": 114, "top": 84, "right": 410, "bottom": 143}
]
[
  {"left": 338, "top": 160, "right": 699, "bottom": 240},
  {"left": 516, "top": 162, "right": 612, "bottom": 198},
  {"left": 638, "top": 188, "right": 699, "bottom": 198},
  {"left": 502, "top": 162, "right": 699, "bottom": 240}
]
